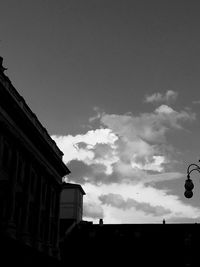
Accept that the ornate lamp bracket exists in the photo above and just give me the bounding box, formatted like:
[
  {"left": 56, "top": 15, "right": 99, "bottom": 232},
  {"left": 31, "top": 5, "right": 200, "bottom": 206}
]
[
  {"left": 187, "top": 162, "right": 200, "bottom": 178},
  {"left": 185, "top": 161, "right": 200, "bottom": 198}
]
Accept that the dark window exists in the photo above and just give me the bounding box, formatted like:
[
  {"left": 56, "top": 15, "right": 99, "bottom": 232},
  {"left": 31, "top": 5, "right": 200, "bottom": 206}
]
[
  {"left": 2, "top": 140, "right": 11, "bottom": 170},
  {"left": 30, "top": 169, "right": 37, "bottom": 195},
  {"left": 50, "top": 218, "right": 57, "bottom": 246},
  {"left": 17, "top": 158, "right": 25, "bottom": 186},
  {"left": 40, "top": 210, "right": 45, "bottom": 241},
  {"left": 0, "top": 195, "right": 6, "bottom": 219},
  {"left": 51, "top": 191, "right": 56, "bottom": 216},
  {"left": 41, "top": 181, "right": 46, "bottom": 204},
  {"left": 28, "top": 202, "right": 37, "bottom": 236},
  {"left": 14, "top": 192, "right": 23, "bottom": 231},
  {"left": 0, "top": 135, "right": 2, "bottom": 163}
]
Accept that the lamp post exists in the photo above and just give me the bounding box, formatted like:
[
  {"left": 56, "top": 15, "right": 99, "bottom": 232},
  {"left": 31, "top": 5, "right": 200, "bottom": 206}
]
[{"left": 184, "top": 160, "right": 200, "bottom": 198}]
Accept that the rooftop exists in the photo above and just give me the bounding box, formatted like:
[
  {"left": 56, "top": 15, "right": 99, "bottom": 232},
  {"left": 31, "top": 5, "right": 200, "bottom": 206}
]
[{"left": 0, "top": 56, "right": 65, "bottom": 160}]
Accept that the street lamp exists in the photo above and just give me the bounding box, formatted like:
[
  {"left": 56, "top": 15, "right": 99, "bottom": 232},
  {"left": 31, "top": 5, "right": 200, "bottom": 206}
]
[{"left": 184, "top": 160, "right": 200, "bottom": 198}]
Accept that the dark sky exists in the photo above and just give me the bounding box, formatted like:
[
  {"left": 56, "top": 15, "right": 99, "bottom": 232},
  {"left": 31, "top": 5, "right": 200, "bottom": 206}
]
[
  {"left": 2, "top": 0, "right": 200, "bottom": 223},
  {"left": 1, "top": 0, "right": 200, "bottom": 134}
]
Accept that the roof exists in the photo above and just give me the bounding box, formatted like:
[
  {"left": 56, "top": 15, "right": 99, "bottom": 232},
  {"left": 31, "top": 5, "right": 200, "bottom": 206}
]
[
  {"left": 0, "top": 57, "right": 68, "bottom": 162},
  {"left": 62, "top": 182, "right": 86, "bottom": 195}
]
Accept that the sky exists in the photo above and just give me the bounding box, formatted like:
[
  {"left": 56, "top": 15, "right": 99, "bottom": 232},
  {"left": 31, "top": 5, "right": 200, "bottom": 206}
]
[{"left": 1, "top": 0, "right": 200, "bottom": 223}]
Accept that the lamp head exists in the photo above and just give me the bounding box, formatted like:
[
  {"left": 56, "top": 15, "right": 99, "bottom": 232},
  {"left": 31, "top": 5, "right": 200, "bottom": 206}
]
[
  {"left": 184, "top": 178, "right": 194, "bottom": 191},
  {"left": 184, "top": 190, "right": 193, "bottom": 199},
  {"left": 184, "top": 178, "right": 194, "bottom": 198}
]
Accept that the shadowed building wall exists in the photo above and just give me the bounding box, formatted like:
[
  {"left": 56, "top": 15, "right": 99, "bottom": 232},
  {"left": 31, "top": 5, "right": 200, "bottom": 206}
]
[
  {"left": 59, "top": 183, "right": 85, "bottom": 238},
  {"left": 60, "top": 222, "right": 200, "bottom": 267},
  {"left": 0, "top": 57, "right": 70, "bottom": 260},
  {"left": 60, "top": 183, "right": 85, "bottom": 222}
]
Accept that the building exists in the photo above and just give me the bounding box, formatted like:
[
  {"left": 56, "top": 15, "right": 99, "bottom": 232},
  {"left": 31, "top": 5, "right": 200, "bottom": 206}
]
[
  {"left": 60, "top": 221, "right": 200, "bottom": 266},
  {"left": 59, "top": 182, "right": 85, "bottom": 242},
  {"left": 0, "top": 57, "right": 70, "bottom": 263},
  {"left": 58, "top": 182, "right": 199, "bottom": 267},
  {"left": 60, "top": 183, "right": 85, "bottom": 225}
]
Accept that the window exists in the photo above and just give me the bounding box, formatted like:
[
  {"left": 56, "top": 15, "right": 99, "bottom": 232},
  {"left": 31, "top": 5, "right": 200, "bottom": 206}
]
[
  {"left": 30, "top": 169, "right": 37, "bottom": 195},
  {"left": 51, "top": 190, "right": 56, "bottom": 216},
  {"left": 0, "top": 135, "right": 2, "bottom": 164},
  {"left": 41, "top": 181, "right": 47, "bottom": 205},
  {"left": 40, "top": 210, "right": 45, "bottom": 241},
  {"left": 17, "top": 157, "right": 25, "bottom": 186},
  {"left": 0, "top": 195, "right": 6, "bottom": 219},
  {"left": 2, "top": 139, "right": 11, "bottom": 170},
  {"left": 28, "top": 202, "right": 37, "bottom": 236},
  {"left": 14, "top": 192, "right": 23, "bottom": 231}
]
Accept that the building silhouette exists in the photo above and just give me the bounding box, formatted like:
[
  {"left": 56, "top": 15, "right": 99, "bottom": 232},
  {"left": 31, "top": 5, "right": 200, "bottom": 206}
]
[
  {"left": 60, "top": 219, "right": 200, "bottom": 267},
  {"left": 0, "top": 56, "right": 70, "bottom": 264},
  {"left": 59, "top": 182, "right": 85, "bottom": 237},
  {"left": 58, "top": 182, "right": 198, "bottom": 266}
]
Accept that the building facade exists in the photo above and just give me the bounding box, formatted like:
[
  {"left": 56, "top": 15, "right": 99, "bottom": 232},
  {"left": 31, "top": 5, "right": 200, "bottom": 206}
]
[
  {"left": 60, "top": 183, "right": 85, "bottom": 223},
  {"left": 59, "top": 183, "right": 85, "bottom": 238},
  {"left": 0, "top": 57, "right": 70, "bottom": 260}
]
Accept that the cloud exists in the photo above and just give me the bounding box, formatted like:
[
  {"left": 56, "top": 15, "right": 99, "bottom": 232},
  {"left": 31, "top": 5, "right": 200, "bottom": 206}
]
[
  {"left": 99, "top": 193, "right": 171, "bottom": 216},
  {"left": 144, "top": 90, "right": 178, "bottom": 104},
  {"left": 155, "top": 105, "right": 175, "bottom": 114},
  {"left": 83, "top": 202, "right": 104, "bottom": 219},
  {"left": 82, "top": 183, "right": 200, "bottom": 223},
  {"left": 67, "top": 160, "right": 110, "bottom": 184},
  {"left": 154, "top": 105, "right": 195, "bottom": 128},
  {"left": 52, "top": 104, "right": 197, "bottom": 222},
  {"left": 192, "top": 100, "right": 200, "bottom": 105},
  {"left": 52, "top": 105, "right": 194, "bottom": 186},
  {"left": 101, "top": 105, "right": 195, "bottom": 144},
  {"left": 51, "top": 128, "right": 118, "bottom": 164},
  {"left": 131, "top": 155, "right": 165, "bottom": 172},
  {"left": 98, "top": 105, "right": 194, "bottom": 182},
  {"left": 66, "top": 159, "right": 182, "bottom": 186}
]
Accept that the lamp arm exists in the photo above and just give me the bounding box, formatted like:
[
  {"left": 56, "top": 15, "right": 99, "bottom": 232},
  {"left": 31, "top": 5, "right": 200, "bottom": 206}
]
[{"left": 187, "top": 164, "right": 200, "bottom": 177}]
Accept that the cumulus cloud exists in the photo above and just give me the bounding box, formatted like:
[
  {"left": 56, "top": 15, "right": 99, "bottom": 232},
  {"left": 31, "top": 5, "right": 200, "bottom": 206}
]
[
  {"left": 193, "top": 100, "right": 200, "bottom": 105},
  {"left": 155, "top": 105, "right": 175, "bottom": 114},
  {"left": 52, "top": 105, "right": 195, "bottom": 186},
  {"left": 99, "top": 193, "right": 171, "bottom": 216},
  {"left": 154, "top": 105, "right": 195, "bottom": 128},
  {"left": 82, "top": 183, "right": 200, "bottom": 223},
  {"left": 98, "top": 106, "right": 195, "bottom": 181},
  {"left": 131, "top": 155, "right": 165, "bottom": 172},
  {"left": 52, "top": 103, "right": 197, "bottom": 222},
  {"left": 51, "top": 128, "right": 118, "bottom": 164},
  {"left": 144, "top": 90, "right": 178, "bottom": 104},
  {"left": 83, "top": 202, "right": 104, "bottom": 219},
  {"left": 101, "top": 105, "right": 195, "bottom": 144},
  {"left": 67, "top": 160, "right": 111, "bottom": 184}
]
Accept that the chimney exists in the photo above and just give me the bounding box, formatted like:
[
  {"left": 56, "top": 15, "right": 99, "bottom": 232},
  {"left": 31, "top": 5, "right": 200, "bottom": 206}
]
[
  {"left": 99, "top": 218, "right": 103, "bottom": 226},
  {"left": 0, "top": 56, "right": 7, "bottom": 73}
]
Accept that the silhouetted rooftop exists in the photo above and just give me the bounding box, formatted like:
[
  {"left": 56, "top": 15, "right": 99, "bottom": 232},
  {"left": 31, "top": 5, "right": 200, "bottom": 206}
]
[
  {"left": 0, "top": 56, "right": 69, "bottom": 166},
  {"left": 60, "top": 222, "right": 200, "bottom": 266},
  {"left": 62, "top": 182, "right": 86, "bottom": 195}
]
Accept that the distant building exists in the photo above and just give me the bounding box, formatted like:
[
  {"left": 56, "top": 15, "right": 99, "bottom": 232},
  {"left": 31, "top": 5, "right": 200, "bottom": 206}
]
[
  {"left": 60, "top": 222, "right": 200, "bottom": 266},
  {"left": 0, "top": 57, "right": 70, "bottom": 261},
  {"left": 60, "top": 183, "right": 85, "bottom": 223},
  {"left": 59, "top": 183, "right": 85, "bottom": 237}
]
